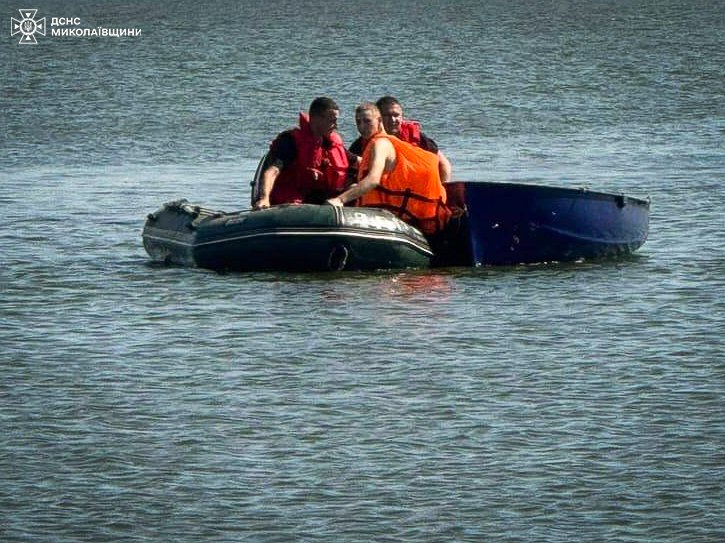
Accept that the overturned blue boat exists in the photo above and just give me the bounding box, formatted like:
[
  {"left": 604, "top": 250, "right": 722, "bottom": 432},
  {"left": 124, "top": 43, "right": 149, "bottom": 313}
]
[
  {"left": 142, "top": 200, "right": 433, "bottom": 272},
  {"left": 442, "top": 181, "right": 650, "bottom": 266}
]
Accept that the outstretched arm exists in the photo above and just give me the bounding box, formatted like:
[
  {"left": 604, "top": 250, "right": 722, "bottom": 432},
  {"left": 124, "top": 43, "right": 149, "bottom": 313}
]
[{"left": 327, "top": 138, "right": 392, "bottom": 206}]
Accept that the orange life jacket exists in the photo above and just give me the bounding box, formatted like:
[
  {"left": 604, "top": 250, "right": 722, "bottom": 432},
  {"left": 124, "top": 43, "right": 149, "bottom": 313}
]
[
  {"left": 398, "top": 119, "right": 422, "bottom": 147},
  {"left": 358, "top": 134, "right": 451, "bottom": 234},
  {"left": 270, "top": 113, "right": 349, "bottom": 205}
]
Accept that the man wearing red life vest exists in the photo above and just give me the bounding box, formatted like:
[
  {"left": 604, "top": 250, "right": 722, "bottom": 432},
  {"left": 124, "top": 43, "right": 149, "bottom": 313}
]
[
  {"left": 327, "top": 102, "right": 451, "bottom": 235},
  {"left": 254, "top": 97, "right": 349, "bottom": 209},
  {"left": 347, "top": 95, "right": 452, "bottom": 184}
]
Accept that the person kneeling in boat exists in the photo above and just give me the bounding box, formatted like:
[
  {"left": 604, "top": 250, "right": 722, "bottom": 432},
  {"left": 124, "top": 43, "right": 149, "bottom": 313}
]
[
  {"left": 254, "top": 97, "right": 349, "bottom": 210},
  {"left": 326, "top": 102, "right": 451, "bottom": 236}
]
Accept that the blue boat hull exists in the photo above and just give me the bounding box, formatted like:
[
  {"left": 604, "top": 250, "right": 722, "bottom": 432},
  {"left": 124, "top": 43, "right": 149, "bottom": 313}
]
[{"left": 442, "top": 182, "right": 650, "bottom": 266}]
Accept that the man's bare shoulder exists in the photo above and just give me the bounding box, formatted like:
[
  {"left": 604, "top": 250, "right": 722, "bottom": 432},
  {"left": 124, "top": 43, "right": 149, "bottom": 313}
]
[{"left": 371, "top": 135, "right": 395, "bottom": 156}]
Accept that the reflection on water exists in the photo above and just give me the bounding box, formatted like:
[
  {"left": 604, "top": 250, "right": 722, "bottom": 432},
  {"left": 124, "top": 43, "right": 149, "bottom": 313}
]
[{"left": 379, "top": 271, "right": 457, "bottom": 300}]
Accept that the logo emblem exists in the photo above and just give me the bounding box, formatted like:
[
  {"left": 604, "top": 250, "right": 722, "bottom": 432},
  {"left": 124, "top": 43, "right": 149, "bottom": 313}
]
[{"left": 11, "top": 9, "right": 46, "bottom": 44}]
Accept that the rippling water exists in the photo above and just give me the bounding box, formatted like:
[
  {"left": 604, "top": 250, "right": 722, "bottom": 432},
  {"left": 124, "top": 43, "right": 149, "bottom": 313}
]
[{"left": 2, "top": 1, "right": 724, "bottom": 541}]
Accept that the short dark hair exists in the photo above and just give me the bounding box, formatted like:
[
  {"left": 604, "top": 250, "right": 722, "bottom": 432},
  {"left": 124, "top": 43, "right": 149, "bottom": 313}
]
[
  {"left": 375, "top": 95, "right": 402, "bottom": 111},
  {"left": 309, "top": 96, "right": 339, "bottom": 117}
]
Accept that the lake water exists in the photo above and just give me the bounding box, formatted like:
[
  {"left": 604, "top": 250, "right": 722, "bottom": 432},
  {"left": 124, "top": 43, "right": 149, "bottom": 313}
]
[{"left": 2, "top": 1, "right": 723, "bottom": 541}]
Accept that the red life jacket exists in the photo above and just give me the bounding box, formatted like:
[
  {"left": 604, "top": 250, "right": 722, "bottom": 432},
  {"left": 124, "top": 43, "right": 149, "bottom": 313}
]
[
  {"left": 397, "top": 120, "right": 422, "bottom": 147},
  {"left": 270, "top": 113, "right": 349, "bottom": 205}
]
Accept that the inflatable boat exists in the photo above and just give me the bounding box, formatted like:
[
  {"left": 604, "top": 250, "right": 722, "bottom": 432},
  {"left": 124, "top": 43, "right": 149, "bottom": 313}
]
[{"left": 142, "top": 199, "right": 433, "bottom": 272}]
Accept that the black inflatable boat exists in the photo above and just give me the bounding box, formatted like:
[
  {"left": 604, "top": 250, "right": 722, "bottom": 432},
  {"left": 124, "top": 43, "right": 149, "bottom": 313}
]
[{"left": 142, "top": 200, "right": 433, "bottom": 272}]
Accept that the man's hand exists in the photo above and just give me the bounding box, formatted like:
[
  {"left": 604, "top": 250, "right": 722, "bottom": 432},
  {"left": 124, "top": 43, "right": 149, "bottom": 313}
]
[
  {"left": 253, "top": 196, "right": 271, "bottom": 210},
  {"left": 326, "top": 197, "right": 344, "bottom": 207}
]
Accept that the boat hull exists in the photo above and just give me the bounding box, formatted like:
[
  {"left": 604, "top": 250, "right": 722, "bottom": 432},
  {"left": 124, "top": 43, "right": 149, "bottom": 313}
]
[
  {"left": 142, "top": 201, "right": 433, "bottom": 272},
  {"left": 443, "top": 182, "right": 650, "bottom": 266}
]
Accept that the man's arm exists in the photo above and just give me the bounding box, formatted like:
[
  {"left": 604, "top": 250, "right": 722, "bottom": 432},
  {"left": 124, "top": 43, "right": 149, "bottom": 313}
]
[
  {"left": 254, "top": 163, "right": 281, "bottom": 209},
  {"left": 253, "top": 132, "right": 295, "bottom": 209},
  {"left": 437, "top": 150, "right": 452, "bottom": 184},
  {"left": 327, "top": 138, "right": 392, "bottom": 206}
]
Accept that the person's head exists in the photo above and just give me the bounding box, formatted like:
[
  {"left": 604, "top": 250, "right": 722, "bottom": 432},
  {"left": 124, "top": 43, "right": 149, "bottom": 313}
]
[
  {"left": 354, "top": 102, "right": 383, "bottom": 139},
  {"left": 375, "top": 95, "right": 404, "bottom": 136},
  {"left": 308, "top": 96, "right": 340, "bottom": 138}
]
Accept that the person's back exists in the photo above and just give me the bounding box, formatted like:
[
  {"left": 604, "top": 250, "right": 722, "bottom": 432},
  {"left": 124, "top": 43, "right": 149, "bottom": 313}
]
[{"left": 358, "top": 132, "right": 449, "bottom": 234}]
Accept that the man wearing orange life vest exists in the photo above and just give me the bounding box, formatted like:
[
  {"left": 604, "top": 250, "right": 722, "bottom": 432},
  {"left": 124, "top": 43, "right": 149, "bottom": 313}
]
[
  {"left": 327, "top": 102, "right": 451, "bottom": 235},
  {"left": 348, "top": 96, "right": 452, "bottom": 184},
  {"left": 254, "top": 97, "right": 349, "bottom": 210}
]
